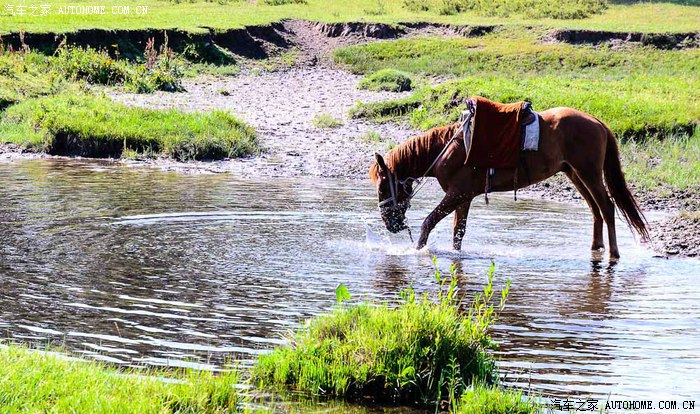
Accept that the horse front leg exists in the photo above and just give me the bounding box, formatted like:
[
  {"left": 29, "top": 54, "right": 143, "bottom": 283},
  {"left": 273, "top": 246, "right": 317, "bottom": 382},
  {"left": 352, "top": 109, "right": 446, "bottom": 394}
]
[
  {"left": 452, "top": 198, "right": 473, "bottom": 251},
  {"left": 416, "top": 193, "right": 464, "bottom": 250}
]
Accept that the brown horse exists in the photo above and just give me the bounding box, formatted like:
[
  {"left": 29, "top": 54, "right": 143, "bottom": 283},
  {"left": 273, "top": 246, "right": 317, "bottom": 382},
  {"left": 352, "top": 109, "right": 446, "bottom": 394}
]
[{"left": 369, "top": 107, "right": 649, "bottom": 259}]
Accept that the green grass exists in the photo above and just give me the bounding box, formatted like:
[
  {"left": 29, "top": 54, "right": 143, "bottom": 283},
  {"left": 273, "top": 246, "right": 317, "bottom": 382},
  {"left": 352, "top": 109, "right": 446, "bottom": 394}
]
[
  {"left": 0, "top": 1, "right": 698, "bottom": 34},
  {"left": 359, "top": 129, "right": 384, "bottom": 143},
  {"left": 0, "top": 93, "right": 259, "bottom": 161},
  {"left": 621, "top": 132, "right": 700, "bottom": 191},
  {"left": 404, "top": 0, "right": 608, "bottom": 19},
  {"left": 456, "top": 384, "right": 539, "bottom": 414},
  {"left": 358, "top": 68, "right": 413, "bottom": 92},
  {"left": 338, "top": 35, "right": 699, "bottom": 141},
  {"left": 0, "top": 51, "right": 69, "bottom": 108},
  {"left": 311, "top": 113, "right": 344, "bottom": 128},
  {"left": 252, "top": 263, "right": 519, "bottom": 408},
  {"left": 0, "top": 345, "right": 244, "bottom": 414}
]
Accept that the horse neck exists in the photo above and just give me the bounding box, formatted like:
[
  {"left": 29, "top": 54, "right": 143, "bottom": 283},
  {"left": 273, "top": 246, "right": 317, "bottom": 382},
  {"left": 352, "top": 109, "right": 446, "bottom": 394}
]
[{"left": 387, "top": 123, "right": 457, "bottom": 179}]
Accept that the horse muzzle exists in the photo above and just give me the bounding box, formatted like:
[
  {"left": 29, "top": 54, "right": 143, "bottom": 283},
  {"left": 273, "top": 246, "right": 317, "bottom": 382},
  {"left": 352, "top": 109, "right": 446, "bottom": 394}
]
[{"left": 380, "top": 202, "right": 409, "bottom": 234}]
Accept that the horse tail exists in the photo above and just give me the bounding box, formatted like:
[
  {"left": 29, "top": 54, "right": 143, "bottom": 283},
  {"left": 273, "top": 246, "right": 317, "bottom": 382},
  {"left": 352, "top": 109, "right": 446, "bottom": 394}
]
[{"left": 603, "top": 126, "right": 650, "bottom": 241}]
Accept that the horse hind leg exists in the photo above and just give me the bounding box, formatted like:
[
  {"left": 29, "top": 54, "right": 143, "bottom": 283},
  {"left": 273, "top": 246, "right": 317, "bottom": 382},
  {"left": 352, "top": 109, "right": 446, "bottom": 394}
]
[
  {"left": 574, "top": 168, "right": 620, "bottom": 259},
  {"left": 564, "top": 168, "right": 605, "bottom": 251}
]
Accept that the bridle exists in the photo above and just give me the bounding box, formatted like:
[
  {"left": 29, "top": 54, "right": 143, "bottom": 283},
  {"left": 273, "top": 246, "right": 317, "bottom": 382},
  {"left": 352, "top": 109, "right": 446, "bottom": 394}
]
[
  {"left": 377, "top": 172, "right": 413, "bottom": 209},
  {"left": 377, "top": 110, "right": 473, "bottom": 210}
]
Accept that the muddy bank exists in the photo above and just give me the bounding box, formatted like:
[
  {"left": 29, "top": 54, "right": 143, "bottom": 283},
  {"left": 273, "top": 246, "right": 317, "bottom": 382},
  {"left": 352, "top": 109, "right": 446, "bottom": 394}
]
[
  {"left": 108, "top": 67, "right": 418, "bottom": 177},
  {"left": 650, "top": 213, "right": 700, "bottom": 258},
  {"left": 543, "top": 28, "right": 700, "bottom": 49}
]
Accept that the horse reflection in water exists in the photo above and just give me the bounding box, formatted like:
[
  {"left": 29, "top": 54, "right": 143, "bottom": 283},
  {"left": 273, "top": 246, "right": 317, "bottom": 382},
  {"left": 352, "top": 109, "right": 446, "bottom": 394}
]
[{"left": 369, "top": 103, "right": 649, "bottom": 259}]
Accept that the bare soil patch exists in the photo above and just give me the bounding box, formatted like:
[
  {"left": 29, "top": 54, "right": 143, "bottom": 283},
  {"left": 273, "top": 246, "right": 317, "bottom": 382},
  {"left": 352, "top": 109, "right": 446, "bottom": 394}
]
[{"left": 108, "top": 68, "right": 418, "bottom": 178}]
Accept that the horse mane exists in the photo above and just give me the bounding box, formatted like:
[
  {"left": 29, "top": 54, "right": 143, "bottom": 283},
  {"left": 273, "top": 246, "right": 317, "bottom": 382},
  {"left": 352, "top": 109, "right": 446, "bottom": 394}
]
[{"left": 378, "top": 123, "right": 459, "bottom": 180}]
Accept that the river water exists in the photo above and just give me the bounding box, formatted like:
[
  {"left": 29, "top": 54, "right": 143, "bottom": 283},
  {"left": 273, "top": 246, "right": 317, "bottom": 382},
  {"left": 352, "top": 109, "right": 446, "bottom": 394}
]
[{"left": 0, "top": 159, "right": 698, "bottom": 405}]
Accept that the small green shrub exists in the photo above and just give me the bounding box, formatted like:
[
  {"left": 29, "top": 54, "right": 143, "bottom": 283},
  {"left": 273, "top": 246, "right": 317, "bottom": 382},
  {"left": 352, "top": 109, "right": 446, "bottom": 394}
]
[
  {"left": 53, "top": 46, "right": 128, "bottom": 86},
  {"left": 360, "top": 129, "right": 382, "bottom": 143},
  {"left": 363, "top": 0, "right": 387, "bottom": 15},
  {"left": 52, "top": 39, "right": 183, "bottom": 93},
  {"left": 263, "top": 0, "right": 306, "bottom": 5},
  {"left": 253, "top": 262, "right": 511, "bottom": 407},
  {"left": 358, "top": 69, "right": 413, "bottom": 92},
  {"left": 403, "top": 0, "right": 431, "bottom": 12},
  {"left": 125, "top": 37, "right": 184, "bottom": 93},
  {"left": 311, "top": 113, "right": 344, "bottom": 128}
]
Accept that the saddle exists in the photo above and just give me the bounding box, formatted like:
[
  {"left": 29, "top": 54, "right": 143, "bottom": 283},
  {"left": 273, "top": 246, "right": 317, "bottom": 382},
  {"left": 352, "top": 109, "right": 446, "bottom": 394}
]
[
  {"left": 463, "top": 96, "right": 534, "bottom": 168},
  {"left": 461, "top": 96, "right": 538, "bottom": 201}
]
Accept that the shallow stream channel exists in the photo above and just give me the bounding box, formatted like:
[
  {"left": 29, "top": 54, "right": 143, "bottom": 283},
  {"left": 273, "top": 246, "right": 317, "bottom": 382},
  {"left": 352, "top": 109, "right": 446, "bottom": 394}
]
[{"left": 1, "top": 158, "right": 698, "bottom": 409}]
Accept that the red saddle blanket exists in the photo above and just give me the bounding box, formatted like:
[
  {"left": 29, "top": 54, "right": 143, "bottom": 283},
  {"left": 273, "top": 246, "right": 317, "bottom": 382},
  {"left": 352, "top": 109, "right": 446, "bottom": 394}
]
[{"left": 465, "top": 96, "right": 524, "bottom": 169}]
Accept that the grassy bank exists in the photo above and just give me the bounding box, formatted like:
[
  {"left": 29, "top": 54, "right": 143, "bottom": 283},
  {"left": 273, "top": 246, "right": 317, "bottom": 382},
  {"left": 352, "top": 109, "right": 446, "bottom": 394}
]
[
  {"left": 0, "top": 345, "right": 243, "bottom": 413},
  {"left": 253, "top": 264, "right": 537, "bottom": 411},
  {"left": 1, "top": 1, "right": 698, "bottom": 33},
  {"left": 0, "top": 93, "right": 258, "bottom": 161}
]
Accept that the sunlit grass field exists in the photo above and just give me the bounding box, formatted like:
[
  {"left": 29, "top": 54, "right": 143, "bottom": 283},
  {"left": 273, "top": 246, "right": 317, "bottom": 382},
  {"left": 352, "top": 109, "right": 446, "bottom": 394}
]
[{"left": 0, "top": 0, "right": 698, "bottom": 34}]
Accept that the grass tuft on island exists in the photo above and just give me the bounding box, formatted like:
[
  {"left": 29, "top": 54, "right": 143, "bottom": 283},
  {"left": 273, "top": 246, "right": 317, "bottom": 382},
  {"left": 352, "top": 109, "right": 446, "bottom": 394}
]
[
  {"left": 0, "top": 344, "right": 244, "bottom": 414},
  {"left": 0, "top": 93, "right": 258, "bottom": 161},
  {"left": 358, "top": 69, "right": 413, "bottom": 92},
  {"left": 253, "top": 262, "right": 537, "bottom": 411}
]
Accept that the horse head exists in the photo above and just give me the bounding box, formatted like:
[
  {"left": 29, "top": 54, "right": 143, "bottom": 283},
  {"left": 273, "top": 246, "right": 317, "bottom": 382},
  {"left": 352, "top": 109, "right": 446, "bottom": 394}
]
[{"left": 370, "top": 152, "right": 412, "bottom": 233}]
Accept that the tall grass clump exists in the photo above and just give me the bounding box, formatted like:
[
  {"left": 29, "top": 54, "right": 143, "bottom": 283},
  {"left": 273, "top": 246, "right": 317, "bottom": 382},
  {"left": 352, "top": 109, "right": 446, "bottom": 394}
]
[
  {"left": 253, "top": 262, "right": 517, "bottom": 408},
  {"left": 126, "top": 37, "right": 184, "bottom": 93},
  {"left": 0, "top": 344, "right": 243, "bottom": 414},
  {"left": 358, "top": 68, "right": 413, "bottom": 92},
  {"left": 0, "top": 93, "right": 258, "bottom": 161},
  {"left": 52, "top": 37, "right": 183, "bottom": 93}
]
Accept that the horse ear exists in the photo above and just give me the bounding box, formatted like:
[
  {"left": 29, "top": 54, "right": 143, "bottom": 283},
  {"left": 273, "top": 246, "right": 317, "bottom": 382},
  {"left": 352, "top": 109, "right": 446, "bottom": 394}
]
[{"left": 375, "top": 152, "right": 388, "bottom": 172}]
